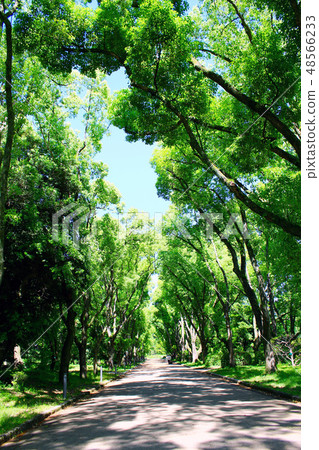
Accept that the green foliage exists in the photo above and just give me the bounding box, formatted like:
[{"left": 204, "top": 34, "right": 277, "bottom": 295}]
[
  {"left": 11, "top": 371, "right": 28, "bottom": 392},
  {"left": 204, "top": 349, "right": 223, "bottom": 368},
  {"left": 0, "top": 0, "right": 300, "bottom": 420}
]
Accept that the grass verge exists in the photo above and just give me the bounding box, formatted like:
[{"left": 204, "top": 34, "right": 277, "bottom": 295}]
[
  {"left": 210, "top": 364, "right": 301, "bottom": 398},
  {"left": 0, "top": 364, "right": 131, "bottom": 435}
]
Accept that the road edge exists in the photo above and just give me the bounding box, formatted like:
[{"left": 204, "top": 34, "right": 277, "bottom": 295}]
[
  {"left": 205, "top": 371, "right": 301, "bottom": 403},
  {"left": 174, "top": 362, "right": 301, "bottom": 404}
]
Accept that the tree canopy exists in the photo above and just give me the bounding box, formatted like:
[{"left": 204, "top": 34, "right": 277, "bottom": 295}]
[{"left": 0, "top": 0, "right": 300, "bottom": 379}]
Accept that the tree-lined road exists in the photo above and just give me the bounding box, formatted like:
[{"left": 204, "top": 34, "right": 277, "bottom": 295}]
[{"left": 4, "top": 359, "right": 300, "bottom": 449}]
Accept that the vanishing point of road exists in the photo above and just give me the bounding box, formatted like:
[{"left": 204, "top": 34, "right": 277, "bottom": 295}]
[{"left": 4, "top": 359, "right": 300, "bottom": 449}]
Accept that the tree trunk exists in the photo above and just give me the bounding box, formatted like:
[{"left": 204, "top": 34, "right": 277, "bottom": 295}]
[
  {"left": 225, "top": 311, "right": 236, "bottom": 367},
  {"left": 77, "top": 294, "right": 90, "bottom": 379},
  {"left": 0, "top": 11, "right": 15, "bottom": 287},
  {"left": 264, "top": 340, "right": 277, "bottom": 373},
  {"left": 191, "top": 57, "right": 301, "bottom": 158},
  {"left": 93, "top": 345, "right": 99, "bottom": 375},
  {"left": 267, "top": 275, "right": 277, "bottom": 337},
  {"left": 108, "top": 341, "right": 115, "bottom": 369},
  {"left": 13, "top": 344, "right": 23, "bottom": 368},
  {"left": 190, "top": 327, "right": 199, "bottom": 363},
  {"left": 184, "top": 321, "right": 201, "bottom": 363},
  {"left": 78, "top": 342, "right": 87, "bottom": 379},
  {"left": 59, "top": 307, "right": 76, "bottom": 383},
  {"left": 180, "top": 316, "right": 186, "bottom": 360},
  {"left": 199, "top": 330, "right": 208, "bottom": 362},
  {"left": 262, "top": 303, "right": 277, "bottom": 373},
  {"left": 241, "top": 211, "right": 277, "bottom": 373}
]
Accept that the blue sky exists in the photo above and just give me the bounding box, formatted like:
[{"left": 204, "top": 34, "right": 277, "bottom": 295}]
[
  {"left": 97, "top": 69, "right": 168, "bottom": 217},
  {"left": 94, "top": 0, "right": 199, "bottom": 217}
]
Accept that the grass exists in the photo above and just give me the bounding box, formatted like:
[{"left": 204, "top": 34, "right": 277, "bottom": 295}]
[
  {"left": 0, "top": 364, "right": 132, "bottom": 436},
  {"left": 0, "top": 387, "right": 63, "bottom": 435},
  {"left": 179, "top": 361, "right": 206, "bottom": 369},
  {"left": 210, "top": 364, "right": 301, "bottom": 398}
]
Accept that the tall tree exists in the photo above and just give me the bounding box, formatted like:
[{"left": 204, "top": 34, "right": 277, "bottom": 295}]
[{"left": 0, "top": 0, "right": 21, "bottom": 285}]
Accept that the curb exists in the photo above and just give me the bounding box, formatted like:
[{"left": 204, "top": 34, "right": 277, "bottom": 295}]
[
  {"left": 206, "top": 371, "right": 301, "bottom": 403},
  {"left": 0, "top": 367, "right": 137, "bottom": 446}
]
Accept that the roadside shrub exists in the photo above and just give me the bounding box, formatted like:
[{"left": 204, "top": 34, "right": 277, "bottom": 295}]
[
  {"left": 236, "top": 350, "right": 253, "bottom": 366},
  {"left": 12, "top": 371, "right": 28, "bottom": 392},
  {"left": 204, "top": 349, "right": 222, "bottom": 367}
]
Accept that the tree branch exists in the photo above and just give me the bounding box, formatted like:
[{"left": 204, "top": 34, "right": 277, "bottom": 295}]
[
  {"left": 191, "top": 57, "right": 301, "bottom": 158},
  {"left": 226, "top": 0, "right": 253, "bottom": 44},
  {"left": 270, "top": 145, "right": 300, "bottom": 168},
  {"left": 198, "top": 48, "right": 232, "bottom": 63},
  {"left": 131, "top": 81, "right": 300, "bottom": 238}
]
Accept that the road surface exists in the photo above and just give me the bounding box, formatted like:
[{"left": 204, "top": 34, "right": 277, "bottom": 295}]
[{"left": 4, "top": 359, "right": 300, "bottom": 449}]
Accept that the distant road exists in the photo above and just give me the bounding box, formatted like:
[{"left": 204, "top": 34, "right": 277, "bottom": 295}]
[{"left": 4, "top": 359, "right": 300, "bottom": 449}]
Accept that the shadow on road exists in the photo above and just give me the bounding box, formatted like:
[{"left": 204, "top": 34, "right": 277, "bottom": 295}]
[{"left": 4, "top": 359, "right": 300, "bottom": 449}]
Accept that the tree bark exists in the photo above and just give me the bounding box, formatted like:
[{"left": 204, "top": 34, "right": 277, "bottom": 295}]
[
  {"left": 13, "top": 344, "right": 23, "bottom": 367},
  {"left": 77, "top": 341, "right": 87, "bottom": 379},
  {"left": 58, "top": 281, "right": 77, "bottom": 383},
  {"left": 264, "top": 340, "right": 277, "bottom": 373},
  {"left": 185, "top": 321, "right": 201, "bottom": 362},
  {"left": 180, "top": 316, "right": 185, "bottom": 359},
  {"left": 199, "top": 331, "right": 208, "bottom": 362}
]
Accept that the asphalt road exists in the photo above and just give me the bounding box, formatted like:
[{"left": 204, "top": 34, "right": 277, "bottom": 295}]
[{"left": 4, "top": 359, "right": 301, "bottom": 449}]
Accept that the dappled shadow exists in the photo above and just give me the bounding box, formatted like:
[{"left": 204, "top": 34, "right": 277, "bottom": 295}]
[
  {"left": 3, "top": 360, "right": 300, "bottom": 449},
  {"left": 8, "top": 392, "right": 61, "bottom": 408}
]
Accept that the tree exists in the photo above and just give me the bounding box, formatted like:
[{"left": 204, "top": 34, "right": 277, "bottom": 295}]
[
  {"left": 0, "top": 0, "right": 300, "bottom": 378},
  {"left": 0, "top": 56, "right": 117, "bottom": 378},
  {"left": 0, "top": 0, "right": 21, "bottom": 285},
  {"left": 15, "top": 0, "right": 301, "bottom": 212}
]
